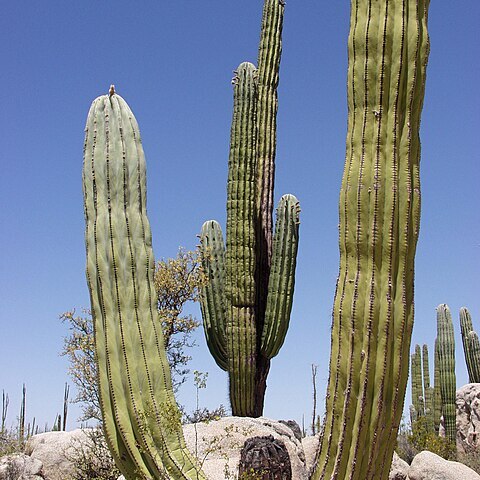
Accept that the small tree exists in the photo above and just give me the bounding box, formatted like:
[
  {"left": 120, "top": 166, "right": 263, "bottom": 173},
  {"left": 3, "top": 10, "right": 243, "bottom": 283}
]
[{"left": 61, "top": 248, "right": 206, "bottom": 423}]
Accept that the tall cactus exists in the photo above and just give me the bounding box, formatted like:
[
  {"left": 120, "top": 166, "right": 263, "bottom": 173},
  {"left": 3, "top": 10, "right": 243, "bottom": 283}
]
[
  {"left": 422, "top": 344, "right": 435, "bottom": 432},
  {"left": 459, "top": 307, "right": 480, "bottom": 383},
  {"left": 436, "top": 304, "right": 457, "bottom": 443},
  {"left": 199, "top": 0, "right": 300, "bottom": 417},
  {"left": 83, "top": 87, "right": 206, "bottom": 480},
  {"left": 433, "top": 337, "right": 442, "bottom": 433},
  {"left": 313, "top": 0, "right": 430, "bottom": 478},
  {"left": 411, "top": 345, "right": 423, "bottom": 418},
  {"left": 410, "top": 344, "right": 434, "bottom": 433}
]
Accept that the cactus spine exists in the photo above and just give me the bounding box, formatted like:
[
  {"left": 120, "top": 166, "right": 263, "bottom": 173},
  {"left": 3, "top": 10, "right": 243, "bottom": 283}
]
[
  {"left": 459, "top": 307, "right": 480, "bottom": 383},
  {"left": 313, "top": 0, "right": 430, "bottom": 478},
  {"left": 83, "top": 88, "right": 205, "bottom": 480},
  {"left": 199, "top": 0, "right": 300, "bottom": 417},
  {"left": 436, "top": 304, "right": 457, "bottom": 443}
]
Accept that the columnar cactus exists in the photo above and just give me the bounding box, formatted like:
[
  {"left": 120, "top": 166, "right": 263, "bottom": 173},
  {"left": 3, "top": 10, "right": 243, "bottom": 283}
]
[
  {"left": 313, "top": 0, "right": 430, "bottom": 478},
  {"left": 411, "top": 345, "right": 423, "bottom": 418},
  {"left": 199, "top": 0, "right": 300, "bottom": 417},
  {"left": 410, "top": 344, "right": 434, "bottom": 432},
  {"left": 83, "top": 88, "right": 205, "bottom": 480},
  {"left": 422, "top": 344, "right": 435, "bottom": 433},
  {"left": 436, "top": 304, "right": 457, "bottom": 442},
  {"left": 433, "top": 338, "right": 442, "bottom": 433},
  {"left": 459, "top": 307, "right": 480, "bottom": 383}
]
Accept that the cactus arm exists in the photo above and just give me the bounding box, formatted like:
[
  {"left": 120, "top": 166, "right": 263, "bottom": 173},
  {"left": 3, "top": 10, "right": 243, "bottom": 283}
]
[
  {"left": 436, "top": 304, "right": 457, "bottom": 442},
  {"left": 256, "top": 0, "right": 285, "bottom": 265},
  {"left": 313, "top": 0, "right": 430, "bottom": 478},
  {"left": 422, "top": 345, "right": 431, "bottom": 391},
  {"left": 467, "top": 331, "right": 480, "bottom": 382},
  {"left": 225, "top": 62, "right": 258, "bottom": 417},
  {"left": 255, "top": 2, "right": 286, "bottom": 359},
  {"left": 460, "top": 307, "right": 480, "bottom": 383},
  {"left": 198, "top": 220, "right": 228, "bottom": 371},
  {"left": 83, "top": 91, "right": 206, "bottom": 480},
  {"left": 260, "top": 194, "right": 300, "bottom": 359}
]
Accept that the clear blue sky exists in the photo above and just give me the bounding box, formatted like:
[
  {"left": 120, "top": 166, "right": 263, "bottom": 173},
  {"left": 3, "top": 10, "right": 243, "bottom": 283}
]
[{"left": 1, "top": 1, "right": 478, "bottom": 432}]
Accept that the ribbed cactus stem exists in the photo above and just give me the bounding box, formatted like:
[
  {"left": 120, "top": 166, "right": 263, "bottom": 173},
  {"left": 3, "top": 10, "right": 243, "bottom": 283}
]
[
  {"left": 256, "top": 0, "right": 285, "bottom": 272},
  {"left": 409, "top": 405, "right": 417, "bottom": 426},
  {"left": 313, "top": 0, "right": 430, "bottom": 478},
  {"left": 225, "top": 62, "right": 259, "bottom": 417},
  {"left": 436, "top": 304, "right": 457, "bottom": 443},
  {"left": 411, "top": 345, "right": 423, "bottom": 418},
  {"left": 422, "top": 344, "right": 435, "bottom": 432},
  {"left": 260, "top": 194, "right": 300, "bottom": 358},
  {"left": 459, "top": 307, "right": 480, "bottom": 383},
  {"left": 83, "top": 90, "right": 205, "bottom": 480},
  {"left": 433, "top": 337, "right": 442, "bottom": 433},
  {"left": 199, "top": 221, "right": 228, "bottom": 372}
]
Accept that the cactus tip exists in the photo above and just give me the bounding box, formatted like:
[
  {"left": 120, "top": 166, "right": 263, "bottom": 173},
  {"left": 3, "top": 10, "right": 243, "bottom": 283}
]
[{"left": 109, "top": 85, "right": 116, "bottom": 96}]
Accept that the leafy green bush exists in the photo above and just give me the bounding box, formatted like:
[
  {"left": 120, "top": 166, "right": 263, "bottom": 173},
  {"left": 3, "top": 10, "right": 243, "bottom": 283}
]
[{"left": 396, "top": 416, "right": 456, "bottom": 464}]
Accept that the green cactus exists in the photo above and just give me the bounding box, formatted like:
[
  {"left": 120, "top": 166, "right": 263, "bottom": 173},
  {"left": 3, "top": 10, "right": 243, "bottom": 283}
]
[
  {"left": 436, "top": 304, "right": 457, "bottom": 443},
  {"left": 459, "top": 307, "right": 480, "bottom": 383},
  {"left": 410, "top": 344, "right": 435, "bottom": 433},
  {"left": 82, "top": 88, "right": 206, "bottom": 480},
  {"left": 422, "top": 344, "right": 435, "bottom": 433},
  {"left": 199, "top": 0, "right": 300, "bottom": 418},
  {"left": 433, "top": 337, "right": 442, "bottom": 433},
  {"left": 411, "top": 345, "right": 423, "bottom": 418},
  {"left": 312, "top": 0, "right": 430, "bottom": 478}
]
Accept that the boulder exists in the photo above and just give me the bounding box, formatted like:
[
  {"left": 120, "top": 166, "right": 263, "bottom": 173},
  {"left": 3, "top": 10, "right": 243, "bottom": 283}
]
[
  {"left": 279, "top": 420, "right": 303, "bottom": 442},
  {"left": 406, "top": 450, "right": 480, "bottom": 480},
  {"left": 25, "top": 429, "right": 93, "bottom": 480},
  {"left": 301, "top": 435, "right": 319, "bottom": 475},
  {"left": 457, "top": 383, "right": 480, "bottom": 454},
  {"left": 389, "top": 451, "right": 409, "bottom": 480},
  {"left": 183, "top": 416, "right": 307, "bottom": 480},
  {"left": 0, "top": 453, "right": 44, "bottom": 479}
]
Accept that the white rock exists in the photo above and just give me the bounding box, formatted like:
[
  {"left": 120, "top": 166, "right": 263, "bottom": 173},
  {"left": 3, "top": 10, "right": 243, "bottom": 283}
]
[
  {"left": 389, "top": 451, "right": 409, "bottom": 480},
  {"left": 25, "top": 429, "right": 93, "bottom": 480},
  {"left": 407, "top": 450, "right": 480, "bottom": 480},
  {"left": 301, "top": 435, "right": 319, "bottom": 475},
  {"left": 0, "top": 453, "right": 44, "bottom": 479},
  {"left": 457, "top": 383, "right": 480, "bottom": 454},
  {"left": 183, "top": 416, "right": 307, "bottom": 480}
]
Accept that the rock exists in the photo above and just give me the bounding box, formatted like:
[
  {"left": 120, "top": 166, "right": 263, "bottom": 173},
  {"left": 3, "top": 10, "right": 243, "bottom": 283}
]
[
  {"left": 279, "top": 420, "right": 303, "bottom": 442},
  {"left": 25, "top": 429, "right": 93, "bottom": 480},
  {"left": 301, "top": 435, "right": 319, "bottom": 475},
  {"left": 0, "top": 453, "right": 44, "bottom": 479},
  {"left": 407, "top": 450, "right": 480, "bottom": 480},
  {"left": 457, "top": 383, "right": 480, "bottom": 454},
  {"left": 389, "top": 451, "right": 409, "bottom": 480},
  {"left": 183, "top": 417, "right": 307, "bottom": 480}
]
